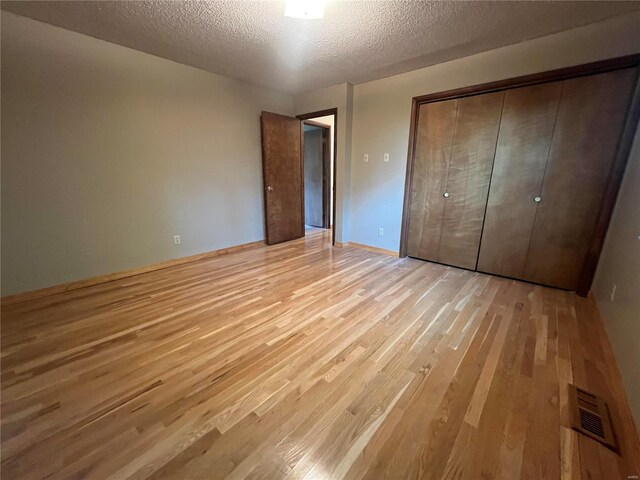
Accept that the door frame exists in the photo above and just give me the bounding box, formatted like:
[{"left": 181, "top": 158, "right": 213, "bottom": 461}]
[
  {"left": 302, "top": 120, "right": 331, "bottom": 229},
  {"left": 297, "top": 108, "right": 338, "bottom": 246},
  {"left": 399, "top": 54, "right": 640, "bottom": 296}
]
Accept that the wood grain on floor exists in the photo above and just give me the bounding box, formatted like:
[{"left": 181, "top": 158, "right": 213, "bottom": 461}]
[{"left": 2, "top": 229, "right": 639, "bottom": 479}]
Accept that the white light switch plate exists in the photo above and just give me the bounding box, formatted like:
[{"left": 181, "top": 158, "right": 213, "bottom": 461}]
[
  {"left": 364, "top": 154, "right": 369, "bottom": 163},
  {"left": 384, "top": 153, "right": 389, "bottom": 162}
]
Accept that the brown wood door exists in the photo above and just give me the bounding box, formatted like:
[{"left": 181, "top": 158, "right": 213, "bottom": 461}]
[
  {"left": 437, "top": 91, "right": 504, "bottom": 269},
  {"left": 406, "top": 100, "right": 457, "bottom": 261},
  {"left": 523, "top": 68, "right": 638, "bottom": 290},
  {"left": 261, "top": 111, "right": 304, "bottom": 245},
  {"left": 477, "top": 82, "right": 563, "bottom": 278}
]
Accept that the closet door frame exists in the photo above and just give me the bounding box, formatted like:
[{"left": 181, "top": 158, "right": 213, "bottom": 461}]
[{"left": 400, "top": 54, "right": 640, "bottom": 296}]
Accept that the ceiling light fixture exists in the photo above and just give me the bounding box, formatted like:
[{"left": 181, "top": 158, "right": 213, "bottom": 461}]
[{"left": 284, "top": 0, "right": 326, "bottom": 19}]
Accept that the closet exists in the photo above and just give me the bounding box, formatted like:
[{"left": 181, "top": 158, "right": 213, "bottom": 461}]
[{"left": 402, "top": 61, "right": 639, "bottom": 294}]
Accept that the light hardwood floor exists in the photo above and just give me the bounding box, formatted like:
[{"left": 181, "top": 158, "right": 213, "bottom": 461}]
[{"left": 2, "top": 229, "right": 639, "bottom": 479}]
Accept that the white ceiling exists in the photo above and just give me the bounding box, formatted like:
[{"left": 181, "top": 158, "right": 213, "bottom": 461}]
[{"left": 3, "top": 1, "right": 639, "bottom": 95}]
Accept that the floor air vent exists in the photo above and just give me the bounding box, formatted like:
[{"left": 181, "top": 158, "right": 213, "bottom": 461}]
[{"left": 569, "top": 384, "right": 617, "bottom": 451}]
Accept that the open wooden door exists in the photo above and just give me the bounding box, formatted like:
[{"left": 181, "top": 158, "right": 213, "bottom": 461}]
[{"left": 261, "top": 111, "right": 304, "bottom": 245}]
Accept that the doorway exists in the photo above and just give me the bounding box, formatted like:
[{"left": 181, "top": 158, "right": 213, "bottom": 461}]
[
  {"left": 298, "top": 109, "right": 337, "bottom": 245},
  {"left": 259, "top": 109, "right": 337, "bottom": 246},
  {"left": 303, "top": 121, "right": 329, "bottom": 229}
]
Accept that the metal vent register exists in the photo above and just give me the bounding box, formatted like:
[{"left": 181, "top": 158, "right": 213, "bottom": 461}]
[{"left": 569, "top": 384, "right": 617, "bottom": 451}]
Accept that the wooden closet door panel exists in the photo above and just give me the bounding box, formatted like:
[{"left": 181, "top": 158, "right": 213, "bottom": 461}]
[
  {"left": 407, "top": 100, "right": 457, "bottom": 260},
  {"left": 524, "top": 68, "right": 638, "bottom": 290},
  {"left": 438, "top": 91, "right": 504, "bottom": 270},
  {"left": 477, "top": 82, "right": 563, "bottom": 278}
]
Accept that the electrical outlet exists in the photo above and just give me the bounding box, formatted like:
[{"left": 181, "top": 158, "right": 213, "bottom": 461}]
[
  {"left": 610, "top": 283, "right": 616, "bottom": 302},
  {"left": 364, "top": 153, "right": 369, "bottom": 163},
  {"left": 378, "top": 227, "right": 384, "bottom": 236},
  {"left": 173, "top": 235, "right": 181, "bottom": 245},
  {"left": 384, "top": 153, "right": 390, "bottom": 162}
]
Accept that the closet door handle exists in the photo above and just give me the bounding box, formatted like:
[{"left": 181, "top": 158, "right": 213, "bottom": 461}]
[
  {"left": 443, "top": 192, "right": 450, "bottom": 198},
  {"left": 533, "top": 196, "right": 542, "bottom": 203}
]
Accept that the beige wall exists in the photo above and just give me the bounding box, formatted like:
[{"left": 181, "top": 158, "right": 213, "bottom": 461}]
[
  {"left": 348, "top": 11, "right": 640, "bottom": 252},
  {"left": 294, "top": 83, "right": 353, "bottom": 243},
  {"left": 593, "top": 124, "right": 640, "bottom": 426},
  {"left": 1, "top": 12, "right": 293, "bottom": 295}
]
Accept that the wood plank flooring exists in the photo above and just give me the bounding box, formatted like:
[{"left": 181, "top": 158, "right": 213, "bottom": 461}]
[{"left": 2, "top": 229, "right": 639, "bottom": 479}]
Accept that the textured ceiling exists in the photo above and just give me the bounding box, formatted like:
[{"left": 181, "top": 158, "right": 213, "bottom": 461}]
[{"left": 3, "top": 1, "right": 639, "bottom": 94}]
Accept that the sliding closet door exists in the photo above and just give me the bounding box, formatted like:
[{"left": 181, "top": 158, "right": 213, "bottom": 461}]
[
  {"left": 438, "top": 92, "right": 504, "bottom": 269},
  {"left": 524, "top": 68, "right": 638, "bottom": 290},
  {"left": 477, "top": 82, "right": 563, "bottom": 278},
  {"left": 406, "top": 100, "right": 457, "bottom": 261}
]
